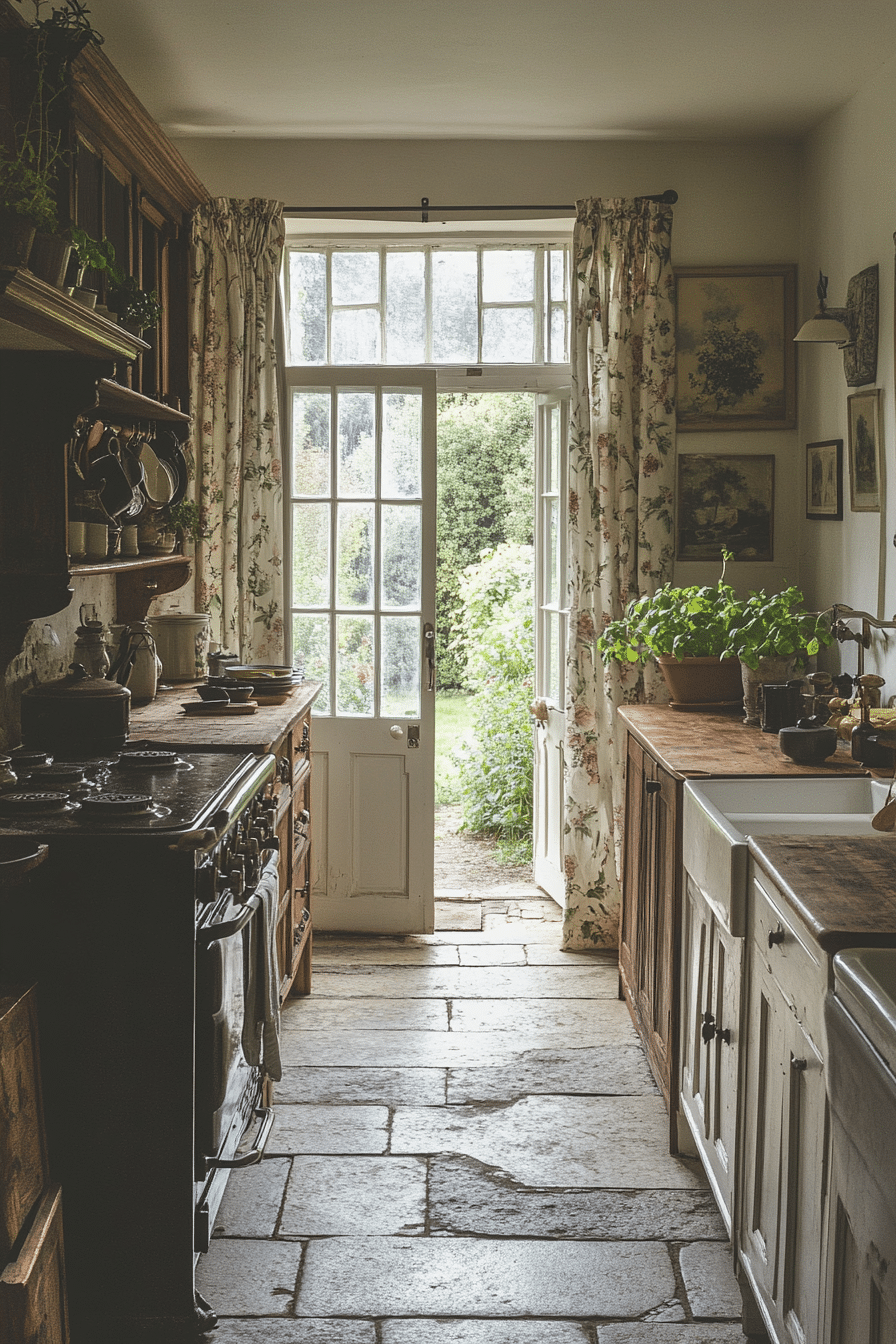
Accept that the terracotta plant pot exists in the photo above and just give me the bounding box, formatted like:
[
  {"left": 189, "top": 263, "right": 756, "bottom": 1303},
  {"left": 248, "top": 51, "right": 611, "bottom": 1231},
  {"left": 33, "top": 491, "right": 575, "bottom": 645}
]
[{"left": 657, "top": 654, "right": 743, "bottom": 706}]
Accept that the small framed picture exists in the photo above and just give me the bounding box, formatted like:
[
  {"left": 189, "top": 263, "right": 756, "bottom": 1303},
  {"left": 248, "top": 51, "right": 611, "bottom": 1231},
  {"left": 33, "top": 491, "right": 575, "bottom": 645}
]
[
  {"left": 805, "top": 439, "right": 843, "bottom": 520},
  {"left": 676, "top": 453, "right": 775, "bottom": 561},
  {"left": 847, "top": 388, "right": 883, "bottom": 512}
]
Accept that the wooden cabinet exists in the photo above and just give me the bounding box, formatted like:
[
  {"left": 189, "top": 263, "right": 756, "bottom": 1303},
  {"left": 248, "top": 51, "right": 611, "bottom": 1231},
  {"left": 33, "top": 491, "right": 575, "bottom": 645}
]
[
  {"left": 270, "top": 707, "right": 314, "bottom": 1002},
  {"left": 678, "top": 872, "right": 744, "bottom": 1233},
  {"left": 0, "top": 1184, "right": 69, "bottom": 1344},
  {"left": 739, "top": 865, "right": 828, "bottom": 1344},
  {"left": 619, "top": 732, "right": 680, "bottom": 1141}
]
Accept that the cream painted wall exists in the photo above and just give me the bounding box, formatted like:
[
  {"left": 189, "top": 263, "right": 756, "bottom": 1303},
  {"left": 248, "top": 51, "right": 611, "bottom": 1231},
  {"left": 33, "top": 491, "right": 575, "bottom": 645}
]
[
  {"left": 174, "top": 133, "right": 803, "bottom": 599},
  {"left": 799, "top": 50, "right": 896, "bottom": 683}
]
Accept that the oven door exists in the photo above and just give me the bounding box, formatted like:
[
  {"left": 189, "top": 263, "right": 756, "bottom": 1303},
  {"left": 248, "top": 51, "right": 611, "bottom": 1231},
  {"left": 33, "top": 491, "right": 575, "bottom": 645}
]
[{"left": 194, "top": 883, "right": 274, "bottom": 1251}]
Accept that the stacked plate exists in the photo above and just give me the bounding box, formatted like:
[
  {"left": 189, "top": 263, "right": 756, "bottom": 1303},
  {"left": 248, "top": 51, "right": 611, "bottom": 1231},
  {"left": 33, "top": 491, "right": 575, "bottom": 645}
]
[{"left": 207, "top": 664, "right": 300, "bottom": 704}]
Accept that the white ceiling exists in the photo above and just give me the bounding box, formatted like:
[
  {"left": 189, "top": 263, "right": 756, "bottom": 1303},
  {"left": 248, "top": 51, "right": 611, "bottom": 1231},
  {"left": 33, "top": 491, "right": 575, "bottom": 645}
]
[{"left": 83, "top": 0, "right": 896, "bottom": 141}]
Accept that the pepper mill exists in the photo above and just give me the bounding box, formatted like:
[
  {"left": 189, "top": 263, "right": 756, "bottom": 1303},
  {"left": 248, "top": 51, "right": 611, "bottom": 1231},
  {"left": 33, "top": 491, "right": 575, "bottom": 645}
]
[{"left": 859, "top": 673, "right": 885, "bottom": 710}]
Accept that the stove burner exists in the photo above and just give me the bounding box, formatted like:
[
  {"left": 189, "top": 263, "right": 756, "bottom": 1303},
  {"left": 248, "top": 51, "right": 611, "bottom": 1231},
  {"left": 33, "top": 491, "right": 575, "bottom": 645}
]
[
  {"left": 79, "top": 793, "right": 154, "bottom": 817},
  {"left": 119, "top": 750, "right": 181, "bottom": 769},
  {"left": 0, "top": 791, "right": 74, "bottom": 814},
  {"left": 8, "top": 749, "right": 53, "bottom": 770},
  {"left": 25, "top": 763, "right": 87, "bottom": 786}
]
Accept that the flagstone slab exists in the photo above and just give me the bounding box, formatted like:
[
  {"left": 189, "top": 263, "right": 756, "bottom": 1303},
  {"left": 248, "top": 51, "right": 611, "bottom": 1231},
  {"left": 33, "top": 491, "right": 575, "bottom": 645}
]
[
  {"left": 267, "top": 1104, "right": 389, "bottom": 1155},
  {"left": 310, "top": 966, "right": 618, "bottom": 999},
  {"left": 296, "top": 1237, "right": 676, "bottom": 1318},
  {"left": 596, "top": 1328, "right": 747, "bottom": 1344},
  {"left": 279, "top": 1030, "right": 620, "bottom": 1070},
  {"left": 449, "top": 998, "right": 631, "bottom": 1037},
  {"left": 447, "top": 1045, "right": 656, "bottom": 1101},
  {"left": 212, "top": 1158, "right": 291, "bottom": 1238},
  {"left": 314, "top": 940, "right": 460, "bottom": 965},
  {"left": 525, "top": 947, "right": 619, "bottom": 967},
  {"left": 457, "top": 944, "right": 527, "bottom": 965},
  {"left": 678, "top": 1242, "right": 744, "bottom": 1319},
  {"left": 275, "top": 1065, "right": 447, "bottom": 1106},
  {"left": 281, "top": 997, "right": 449, "bottom": 1032},
  {"left": 211, "top": 1322, "right": 376, "bottom": 1344},
  {"left": 436, "top": 902, "right": 483, "bottom": 931},
  {"left": 428, "top": 1155, "right": 726, "bottom": 1239},
  {"left": 382, "top": 1322, "right": 593, "bottom": 1343},
  {"left": 196, "top": 1238, "right": 302, "bottom": 1316},
  {"left": 279, "top": 1155, "right": 427, "bottom": 1235},
  {"left": 430, "top": 925, "right": 564, "bottom": 944},
  {"left": 391, "top": 1095, "right": 705, "bottom": 1189}
]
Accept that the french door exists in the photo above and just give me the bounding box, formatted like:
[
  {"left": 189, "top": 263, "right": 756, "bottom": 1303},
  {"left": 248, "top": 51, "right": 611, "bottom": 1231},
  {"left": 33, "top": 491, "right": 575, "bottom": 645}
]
[
  {"left": 286, "top": 368, "right": 437, "bottom": 933},
  {"left": 531, "top": 391, "right": 569, "bottom": 906}
]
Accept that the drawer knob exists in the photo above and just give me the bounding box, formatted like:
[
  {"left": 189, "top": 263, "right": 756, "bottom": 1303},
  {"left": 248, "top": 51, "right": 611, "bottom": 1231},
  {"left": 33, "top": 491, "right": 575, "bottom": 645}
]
[
  {"left": 645, "top": 779, "right": 661, "bottom": 796},
  {"left": 792, "top": 1057, "right": 808, "bottom": 1071},
  {"left": 701, "top": 1011, "right": 716, "bottom": 1044},
  {"left": 768, "top": 927, "right": 785, "bottom": 948}
]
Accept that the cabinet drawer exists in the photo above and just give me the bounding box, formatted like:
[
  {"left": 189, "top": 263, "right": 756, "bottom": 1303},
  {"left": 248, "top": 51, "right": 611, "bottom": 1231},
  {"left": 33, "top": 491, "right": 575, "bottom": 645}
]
[
  {"left": 0, "top": 987, "right": 49, "bottom": 1262},
  {"left": 0, "top": 1183, "right": 69, "bottom": 1344},
  {"left": 751, "top": 866, "right": 825, "bottom": 1046}
]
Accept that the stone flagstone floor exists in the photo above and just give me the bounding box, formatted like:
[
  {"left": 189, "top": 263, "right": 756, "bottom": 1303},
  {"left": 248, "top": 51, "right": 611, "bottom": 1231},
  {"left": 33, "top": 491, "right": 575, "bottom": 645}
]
[{"left": 197, "top": 891, "right": 759, "bottom": 1342}]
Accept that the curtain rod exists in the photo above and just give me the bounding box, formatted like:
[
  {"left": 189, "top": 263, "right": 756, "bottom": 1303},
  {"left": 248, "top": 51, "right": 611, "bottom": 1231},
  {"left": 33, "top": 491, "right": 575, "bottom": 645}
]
[{"left": 283, "top": 190, "right": 678, "bottom": 223}]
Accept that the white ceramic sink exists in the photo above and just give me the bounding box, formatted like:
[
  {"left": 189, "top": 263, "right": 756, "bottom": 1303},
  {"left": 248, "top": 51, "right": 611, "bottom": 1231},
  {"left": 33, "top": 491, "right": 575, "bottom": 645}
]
[
  {"left": 683, "top": 776, "right": 892, "bottom": 936},
  {"left": 833, "top": 948, "right": 896, "bottom": 1075}
]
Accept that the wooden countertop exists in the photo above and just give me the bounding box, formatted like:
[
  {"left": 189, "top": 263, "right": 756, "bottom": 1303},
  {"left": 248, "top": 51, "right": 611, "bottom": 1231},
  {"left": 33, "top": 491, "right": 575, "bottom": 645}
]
[
  {"left": 749, "top": 836, "right": 896, "bottom": 951},
  {"left": 618, "top": 705, "right": 865, "bottom": 780},
  {"left": 128, "top": 681, "right": 321, "bottom": 753}
]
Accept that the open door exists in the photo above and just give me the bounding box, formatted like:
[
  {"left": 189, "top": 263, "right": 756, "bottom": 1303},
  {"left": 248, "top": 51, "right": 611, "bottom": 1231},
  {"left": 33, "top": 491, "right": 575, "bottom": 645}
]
[
  {"left": 532, "top": 391, "right": 569, "bottom": 906},
  {"left": 287, "top": 368, "right": 437, "bottom": 933}
]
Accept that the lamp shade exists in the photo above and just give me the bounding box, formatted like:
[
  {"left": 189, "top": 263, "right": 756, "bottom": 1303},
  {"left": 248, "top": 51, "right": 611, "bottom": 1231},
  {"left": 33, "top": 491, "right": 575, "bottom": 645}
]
[{"left": 794, "top": 313, "right": 851, "bottom": 344}]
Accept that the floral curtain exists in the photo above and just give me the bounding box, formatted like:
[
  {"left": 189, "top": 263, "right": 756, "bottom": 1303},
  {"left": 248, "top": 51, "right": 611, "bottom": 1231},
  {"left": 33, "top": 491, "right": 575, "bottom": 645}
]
[
  {"left": 189, "top": 197, "right": 286, "bottom": 662},
  {"left": 562, "top": 198, "right": 676, "bottom": 950}
]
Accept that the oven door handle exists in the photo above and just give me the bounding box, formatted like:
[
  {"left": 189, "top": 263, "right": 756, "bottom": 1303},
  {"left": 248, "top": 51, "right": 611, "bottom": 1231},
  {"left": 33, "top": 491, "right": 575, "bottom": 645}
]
[
  {"left": 197, "top": 892, "right": 261, "bottom": 948},
  {"left": 207, "top": 1106, "right": 275, "bottom": 1170}
]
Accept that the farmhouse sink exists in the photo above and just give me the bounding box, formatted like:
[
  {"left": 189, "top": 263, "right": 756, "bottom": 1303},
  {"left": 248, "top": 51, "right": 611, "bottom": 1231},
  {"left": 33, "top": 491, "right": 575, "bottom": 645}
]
[
  {"left": 683, "top": 776, "right": 892, "bottom": 936},
  {"left": 833, "top": 948, "right": 896, "bottom": 1076}
]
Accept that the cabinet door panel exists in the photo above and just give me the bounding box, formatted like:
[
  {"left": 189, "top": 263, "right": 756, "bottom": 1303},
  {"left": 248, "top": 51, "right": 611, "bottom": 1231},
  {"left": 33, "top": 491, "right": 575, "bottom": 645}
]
[{"left": 780, "top": 1019, "right": 826, "bottom": 1344}]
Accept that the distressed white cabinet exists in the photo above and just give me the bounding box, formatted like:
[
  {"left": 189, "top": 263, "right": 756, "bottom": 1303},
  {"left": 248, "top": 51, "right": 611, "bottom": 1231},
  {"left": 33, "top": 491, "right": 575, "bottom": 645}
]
[
  {"left": 679, "top": 873, "right": 744, "bottom": 1234},
  {"left": 738, "top": 864, "right": 828, "bottom": 1344}
]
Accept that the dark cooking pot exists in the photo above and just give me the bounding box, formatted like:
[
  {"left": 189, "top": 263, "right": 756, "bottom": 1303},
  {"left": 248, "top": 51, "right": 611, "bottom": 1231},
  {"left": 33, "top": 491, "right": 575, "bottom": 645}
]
[{"left": 21, "top": 663, "right": 130, "bottom": 757}]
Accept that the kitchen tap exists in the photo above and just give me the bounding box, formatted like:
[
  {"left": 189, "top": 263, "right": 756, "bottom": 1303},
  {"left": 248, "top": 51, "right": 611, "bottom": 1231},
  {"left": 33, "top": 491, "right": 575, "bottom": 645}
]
[{"left": 829, "top": 605, "right": 896, "bottom": 686}]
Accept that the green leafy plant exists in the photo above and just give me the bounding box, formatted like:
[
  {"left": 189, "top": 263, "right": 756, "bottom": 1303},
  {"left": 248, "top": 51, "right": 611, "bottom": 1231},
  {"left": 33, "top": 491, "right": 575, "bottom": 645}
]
[
  {"left": 69, "top": 225, "right": 118, "bottom": 278},
  {"left": 1, "top": 2, "right": 103, "bottom": 232},
  {"left": 596, "top": 552, "right": 742, "bottom": 666},
  {"left": 721, "top": 586, "right": 834, "bottom": 671},
  {"left": 163, "top": 498, "right": 206, "bottom": 543},
  {"left": 110, "top": 273, "right": 162, "bottom": 328}
]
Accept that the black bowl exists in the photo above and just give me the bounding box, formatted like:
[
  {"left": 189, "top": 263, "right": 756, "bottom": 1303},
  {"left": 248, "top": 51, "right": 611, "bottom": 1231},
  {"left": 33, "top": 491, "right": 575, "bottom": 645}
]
[{"left": 778, "top": 725, "right": 838, "bottom": 765}]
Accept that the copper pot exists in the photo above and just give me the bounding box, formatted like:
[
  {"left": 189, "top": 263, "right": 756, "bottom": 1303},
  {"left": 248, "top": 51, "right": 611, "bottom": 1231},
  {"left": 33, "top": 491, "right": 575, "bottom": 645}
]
[{"left": 21, "top": 664, "right": 131, "bottom": 758}]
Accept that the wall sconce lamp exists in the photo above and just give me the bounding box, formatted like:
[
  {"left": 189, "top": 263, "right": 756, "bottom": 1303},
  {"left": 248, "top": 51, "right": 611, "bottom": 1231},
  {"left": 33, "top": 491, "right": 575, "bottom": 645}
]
[{"left": 794, "top": 265, "right": 879, "bottom": 386}]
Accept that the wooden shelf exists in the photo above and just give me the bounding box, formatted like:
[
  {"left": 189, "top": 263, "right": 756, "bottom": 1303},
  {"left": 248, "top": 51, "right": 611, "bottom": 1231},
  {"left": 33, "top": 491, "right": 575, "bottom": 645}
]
[
  {"left": 70, "top": 553, "right": 188, "bottom": 577},
  {"left": 95, "top": 379, "right": 190, "bottom": 425},
  {"left": 0, "top": 267, "right": 149, "bottom": 360}
]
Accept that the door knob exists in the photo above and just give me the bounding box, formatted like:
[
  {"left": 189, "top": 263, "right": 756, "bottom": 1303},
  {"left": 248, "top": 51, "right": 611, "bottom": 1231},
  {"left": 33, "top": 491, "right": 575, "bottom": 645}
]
[{"left": 389, "top": 725, "right": 404, "bottom": 740}]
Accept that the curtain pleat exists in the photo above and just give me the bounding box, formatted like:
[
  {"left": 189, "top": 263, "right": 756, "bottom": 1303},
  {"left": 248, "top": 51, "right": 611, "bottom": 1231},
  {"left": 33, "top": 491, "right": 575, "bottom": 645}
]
[
  {"left": 189, "top": 197, "right": 286, "bottom": 661},
  {"left": 562, "top": 197, "right": 676, "bottom": 949}
]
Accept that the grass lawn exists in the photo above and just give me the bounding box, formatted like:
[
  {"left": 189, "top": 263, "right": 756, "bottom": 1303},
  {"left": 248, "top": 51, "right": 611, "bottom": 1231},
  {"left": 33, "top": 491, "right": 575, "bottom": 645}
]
[{"left": 435, "top": 690, "right": 476, "bottom": 805}]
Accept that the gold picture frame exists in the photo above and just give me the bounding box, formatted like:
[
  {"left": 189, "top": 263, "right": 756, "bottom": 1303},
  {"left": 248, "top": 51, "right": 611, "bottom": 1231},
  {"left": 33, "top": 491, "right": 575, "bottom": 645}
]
[
  {"left": 847, "top": 388, "right": 883, "bottom": 512},
  {"left": 675, "top": 265, "right": 797, "bottom": 431}
]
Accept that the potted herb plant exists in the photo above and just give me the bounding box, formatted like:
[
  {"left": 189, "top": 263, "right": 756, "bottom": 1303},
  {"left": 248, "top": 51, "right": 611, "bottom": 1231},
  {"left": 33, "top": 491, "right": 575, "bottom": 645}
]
[
  {"left": 110, "top": 273, "right": 163, "bottom": 333},
  {"left": 163, "top": 499, "right": 206, "bottom": 555},
  {"left": 0, "top": 2, "right": 103, "bottom": 268},
  {"left": 595, "top": 552, "right": 744, "bottom": 706},
  {"left": 720, "top": 586, "right": 834, "bottom": 726},
  {"left": 68, "top": 225, "right": 118, "bottom": 306}
]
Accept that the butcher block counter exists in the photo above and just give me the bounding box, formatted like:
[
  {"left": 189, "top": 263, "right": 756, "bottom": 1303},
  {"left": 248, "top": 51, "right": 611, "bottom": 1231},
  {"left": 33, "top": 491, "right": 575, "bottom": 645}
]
[
  {"left": 616, "top": 704, "right": 866, "bottom": 1143},
  {"left": 132, "top": 680, "right": 322, "bottom": 1002}
]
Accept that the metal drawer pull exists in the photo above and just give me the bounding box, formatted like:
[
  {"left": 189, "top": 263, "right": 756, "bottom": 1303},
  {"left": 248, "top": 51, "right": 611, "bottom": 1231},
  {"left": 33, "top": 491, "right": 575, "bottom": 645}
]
[
  {"left": 701, "top": 1012, "right": 732, "bottom": 1046},
  {"left": 768, "top": 927, "right": 785, "bottom": 947},
  {"left": 792, "top": 1058, "right": 808, "bottom": 1072},
  {"left": 207, "top": 1107, "right": 275, "bottom": 1170},
  {"left": 645, "top": 779, "right": 661, "bottom": 795}
]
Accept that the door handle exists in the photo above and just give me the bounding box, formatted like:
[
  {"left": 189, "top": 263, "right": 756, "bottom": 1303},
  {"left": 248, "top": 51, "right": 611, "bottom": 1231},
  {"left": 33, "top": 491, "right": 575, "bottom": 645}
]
[{"left": 423, "top": 623, "right": 435, "bottom": 692}]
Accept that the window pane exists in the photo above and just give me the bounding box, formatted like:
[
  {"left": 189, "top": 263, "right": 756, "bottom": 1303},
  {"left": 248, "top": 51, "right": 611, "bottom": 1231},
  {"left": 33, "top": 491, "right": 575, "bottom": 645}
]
[
  {"left": 288, "top": 252, "right": 326, "bottom": 364},
  {"left": 386, "top": 252, "right": 425, "bottom": 363},
  {"left": 381, "top": 505, "right": 421, "bottom": 610},
  {"left": 332, "top": 251, "right": 379, "bottom": 305},
  {"left": 549, "top": 248, "right": 566, "bottom": 299},
  {"left": 293, "top": 614, "right": 330, "bottom": 713},
  {"left": 337, "top": 391, "right": 375, "bottom": 496},
  {"left": 550, "top": 303, "right": 567, "bottom": 363},
  {"left": 432, "top": 251, "right": 477, "bottom": 362},
  {"left": 381, "top": 615, "right": 420, "bottom": 717},
  {"left": 293, "top": 503, "right": 330, "bottom": 607},
  {"left": 332, "top": 307, "right": 380, "bottom": 364},
  {"left": 548, "top": 404, "right": 560, "bottom": 492},
  {"left": 545, "top": 497, "right": 559, "bottom": 605},
  {"left": 546, "top": 610, "right": 560, "bottom": 703},
  {"left": 336, "top": 502, "right": 374, "bottom": 608},
  {"left": 382, "top": 389, "right": 422, "bottom": 498},
  {"left": 336, "top": 614, "right": 374, "bottom": 715},
  {"left": 482, "top": 307, "right": 534, "bottom": 363},
  {"left": 482, "top": 249, "right": 534, "bottom": 302},
  {"left": 292, "top": 390, "right": 330, "bottom": 496}
]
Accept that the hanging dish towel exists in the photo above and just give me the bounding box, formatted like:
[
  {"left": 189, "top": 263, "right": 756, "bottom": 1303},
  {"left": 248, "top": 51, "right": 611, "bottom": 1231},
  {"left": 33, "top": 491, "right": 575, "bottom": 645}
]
[{"left": 242, "top": 851, "right": 282, "bottom": 1081}]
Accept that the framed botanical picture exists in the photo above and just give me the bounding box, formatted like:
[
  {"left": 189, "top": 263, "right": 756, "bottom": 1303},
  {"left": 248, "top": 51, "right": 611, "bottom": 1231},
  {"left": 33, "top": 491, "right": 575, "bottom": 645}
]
[
  {"left": 847, "top": 388, "right": 883, "bottom": 512},
  {"left": 675, "top": 265, "right": 797, "bottom": 431},
  {"left": 805, "top": 439, "right": 843, "bottom": 520},
  {"left": 676, "top": 453, "right": 775, "bottom": 561}
]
